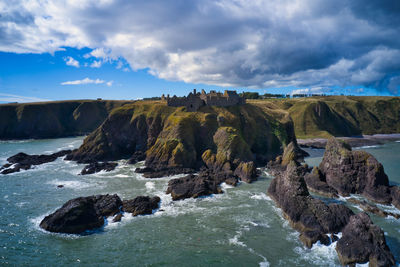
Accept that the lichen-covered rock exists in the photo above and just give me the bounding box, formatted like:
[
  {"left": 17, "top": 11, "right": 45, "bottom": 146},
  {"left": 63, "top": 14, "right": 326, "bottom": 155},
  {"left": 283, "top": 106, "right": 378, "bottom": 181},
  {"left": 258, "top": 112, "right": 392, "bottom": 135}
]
[
  {"left": 234, "top": 161, "right": 257, "bottom": 183},
  {"left": 39, "top": 194, "right": 122, "bottom": 234},
  {"left": 336, "top": 212, "right": 395, "bottom": 267},
  {"left": 281, "top": 141, "right": 309, "bottom": 166},
  {"left": 80, "top": 162, "right": 118, "bottom": 175},
  {"left": 122, "top": 196, "right": 160, "bottom": 216},
  {"left": 67, "top": 102, "right": 297, "bottom": 175},
  {"left": 319, "top": 138, "right": 395, "bottom": 206},
  {"left": 267, "top": 161, "right": 354, "bottom": 248}
]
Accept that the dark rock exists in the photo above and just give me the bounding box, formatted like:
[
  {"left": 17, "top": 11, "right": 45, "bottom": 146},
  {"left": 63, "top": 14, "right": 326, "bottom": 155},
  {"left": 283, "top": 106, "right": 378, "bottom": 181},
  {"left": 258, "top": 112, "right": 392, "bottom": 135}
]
[
  {"left": 122, "top": 196, "right": 160, "bottom": 216},
  {"left": 331, "top": 234, "right": 339, "bottom": 242},
  {"left": 80, "top": 162, "right": 118, "bottom": 175},
  {"left": 267, "top": 161, "right": 354, "bottom": 248},
  {"left": 39, "top": 197, "right": 104, "bottom": 234},
  {"left": 234, "top": 161, "right": 257, "bottom": 183},
  {"left": 92, "top": 194, "right": 122, "bottom": 217},
  {"left": 304, "top": 167, "right": 338, "bottom": 198},
  {"left": 112, "top": 213, "right": 123, "bottom": 222},
  {"left": 319, "top": 138, "right": 395, "bottom": 206},
  {"left": 390, "top": 186, "right": 400, "bottom": 209},
  {"left": 57, "top": 185, "right": 64, "bottom": 188},
  {"left": 1, "top": 150, "right": 71, "bottom": 175},
  {"left": 166, "top": 169, "right": 239, "bottom": 200},
  {"left": 336, "top": 212, "right": 395, "bottom": 267},
  {"left": 39, "top": 194, "right": 122, "bottom": 234},
  {"left": 135, "top": 166, "right": 195, "bottom": 178},
  {"left": 127, "top": 151, "right": 146, "bottom": 164}
]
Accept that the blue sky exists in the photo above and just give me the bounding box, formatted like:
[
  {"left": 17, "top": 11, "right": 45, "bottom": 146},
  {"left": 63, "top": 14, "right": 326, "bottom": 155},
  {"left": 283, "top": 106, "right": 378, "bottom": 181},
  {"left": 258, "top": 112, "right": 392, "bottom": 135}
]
[{"left": 0, "top": 1, "right": 399, "bottom": 103}]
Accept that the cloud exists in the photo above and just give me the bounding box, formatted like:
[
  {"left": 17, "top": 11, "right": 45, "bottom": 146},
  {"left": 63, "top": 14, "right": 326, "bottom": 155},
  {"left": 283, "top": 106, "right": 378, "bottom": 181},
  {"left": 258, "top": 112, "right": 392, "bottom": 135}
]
[
  {"left": 61, "top": 77, "right": 112, "bottom": 86},
  {"left": 1, "top": 0, "right": 400, "bottom": 94},
  {"left": 90, "top": 60, "right": 102, "bottom": 68},
  {"left": 0, "top": 93, "right": 49, "bottom": 103},
  {"left": 64, "top": 56, "right": 80, "bottom": 67}
]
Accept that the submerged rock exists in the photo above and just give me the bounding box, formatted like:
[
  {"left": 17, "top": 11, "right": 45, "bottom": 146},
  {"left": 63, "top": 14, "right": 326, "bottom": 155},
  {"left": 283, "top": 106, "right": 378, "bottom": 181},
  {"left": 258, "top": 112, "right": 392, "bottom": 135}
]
[
  {"left": 122, "top": 196, "right": 160, "bottom": 216},
  {"left": 39, "top": 194, "right": 122, "bottom": 234},
  {"left": 336, "top": 212, "right": 395, "bottom": 267},
  {"left": 80, "top": 162, "right": 118, "bottom": 175},
  {"left": 1, "top": 150, "right": 71, "bottom": 174},
  {"left": 267, "top": 161, "right": 354, "bottom": 248}
]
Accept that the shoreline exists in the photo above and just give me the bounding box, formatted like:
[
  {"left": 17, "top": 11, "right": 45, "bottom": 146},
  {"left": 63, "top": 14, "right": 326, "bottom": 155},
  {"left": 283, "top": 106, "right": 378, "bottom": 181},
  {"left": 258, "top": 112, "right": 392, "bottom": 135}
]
[{"left": 298, "top": 133, "right": 400, "bottom": 149}]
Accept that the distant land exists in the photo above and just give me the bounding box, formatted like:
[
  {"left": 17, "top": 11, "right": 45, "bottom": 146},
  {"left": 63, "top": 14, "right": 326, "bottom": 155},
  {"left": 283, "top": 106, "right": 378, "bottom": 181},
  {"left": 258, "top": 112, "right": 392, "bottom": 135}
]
[{"left": 0, "top": 100, "right": 132, "bottom": 140}]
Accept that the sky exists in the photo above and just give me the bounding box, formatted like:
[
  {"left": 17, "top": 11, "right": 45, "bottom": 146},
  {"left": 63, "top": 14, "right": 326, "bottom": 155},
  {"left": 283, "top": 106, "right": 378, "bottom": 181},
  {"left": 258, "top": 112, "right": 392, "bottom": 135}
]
[{"left": 0, "top": 0, "right": 400, "bottom": 103}]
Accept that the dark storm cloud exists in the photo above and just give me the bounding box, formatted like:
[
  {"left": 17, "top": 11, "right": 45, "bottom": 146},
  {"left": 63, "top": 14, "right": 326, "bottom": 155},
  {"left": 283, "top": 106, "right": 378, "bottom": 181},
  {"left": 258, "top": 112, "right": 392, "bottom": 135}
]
[{"left": 0, "top": 0, "right": 399, "bottom": 94}]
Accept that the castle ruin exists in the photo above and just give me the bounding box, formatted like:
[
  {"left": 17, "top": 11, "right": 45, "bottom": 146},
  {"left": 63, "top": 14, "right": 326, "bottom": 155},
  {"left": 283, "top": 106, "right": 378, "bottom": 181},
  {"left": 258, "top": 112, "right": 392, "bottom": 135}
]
[{"left": 163, "top": 89, "right": 245, "bottom": 112}]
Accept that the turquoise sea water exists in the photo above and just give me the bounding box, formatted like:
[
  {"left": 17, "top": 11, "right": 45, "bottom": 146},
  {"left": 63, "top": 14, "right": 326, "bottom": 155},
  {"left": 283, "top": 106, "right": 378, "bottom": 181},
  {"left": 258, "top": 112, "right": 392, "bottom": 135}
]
[{"left": 0, "top": 137, "right": 399, "bottom": 266}]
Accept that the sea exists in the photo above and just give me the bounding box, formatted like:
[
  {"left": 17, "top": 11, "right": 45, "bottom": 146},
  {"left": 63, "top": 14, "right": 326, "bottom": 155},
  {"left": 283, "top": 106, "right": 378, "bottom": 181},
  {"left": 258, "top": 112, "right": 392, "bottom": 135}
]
[{"left": 0, "top": 137, "right": 399, "bottom": 266}]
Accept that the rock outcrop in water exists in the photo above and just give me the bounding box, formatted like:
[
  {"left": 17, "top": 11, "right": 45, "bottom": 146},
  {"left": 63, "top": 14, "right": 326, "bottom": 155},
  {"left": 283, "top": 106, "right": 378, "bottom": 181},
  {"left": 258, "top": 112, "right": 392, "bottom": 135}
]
[
  {"left": 336, "top": 212, "right": 395, "bottom": 266},
  {"left": 39, "top": 194, "right": 160, "bottom": 234},
  {"left": 267, "top": 161, "right": 354, "bottom": 248},
  {"left": 0, "top": 100, "right": 131, "bottom": 140},
  {"left": 166, "top": 169, "right": 239, "bottom": 200},
  {"left": 67, "top": 102, "right": 301, "bottom": 179},
  {"left": 308, "top": 138, "right": 400, "bottom": 209},
  {"left": 80, "top": 162, "right": 118, "bottom": 175},
  {"left": 1, "top": 150, "right": 71, "bottom": 174}
]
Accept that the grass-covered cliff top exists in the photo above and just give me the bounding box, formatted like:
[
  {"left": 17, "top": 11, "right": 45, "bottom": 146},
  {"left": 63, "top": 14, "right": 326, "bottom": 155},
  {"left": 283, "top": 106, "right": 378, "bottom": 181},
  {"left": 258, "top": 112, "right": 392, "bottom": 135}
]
[
  {"left": 249, "top": 96, "right": 400, "bottom": 139},
  {"left": 69, "top": 100, "right": 297, "bottom": 169},
  {"left": 0, "top": 99, "right": 133, "bottom": 139}
]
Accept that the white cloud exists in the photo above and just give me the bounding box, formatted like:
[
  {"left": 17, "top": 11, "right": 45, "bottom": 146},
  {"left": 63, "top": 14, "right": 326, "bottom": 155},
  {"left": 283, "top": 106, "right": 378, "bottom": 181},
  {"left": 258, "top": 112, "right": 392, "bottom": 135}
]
[
  {"left": 1, "top": 0, "right": 400, "bottom": 94},
  {"left": 0, "top": 93, "right": 49, "bottom": 103},
  {"left": 90, "top": 60, "right": 102, "bottom": 68},
  {"left": 64, "top": 56, "right": 80, "bottom": 68},
  {"left": 106, "top": 80, "right": 113, "bottom": 86},
  {"left": 61, "top": 77, "right": 110, "bottom": 85}
]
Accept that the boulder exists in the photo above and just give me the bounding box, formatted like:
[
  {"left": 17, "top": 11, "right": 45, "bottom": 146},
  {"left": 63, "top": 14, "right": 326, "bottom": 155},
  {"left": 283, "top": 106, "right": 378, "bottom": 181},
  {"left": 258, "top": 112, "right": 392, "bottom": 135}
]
[
  {"left": 80, "top": 162, "right": 118, "bottom": 175},
  {"left": 281, "top": 141, "right": 309, "bottom": 166},
  {"left": 336, "top": 212, "right": 395, "bottom": 267},
  {"left": 39, "top": 194, "right": 122, "bottom": 234},
  {"left": 234, "top": 161, "right": 257, "bottom": 183},
  {"left": 122, "top": 196, "right": 160, "bottom": 216}
]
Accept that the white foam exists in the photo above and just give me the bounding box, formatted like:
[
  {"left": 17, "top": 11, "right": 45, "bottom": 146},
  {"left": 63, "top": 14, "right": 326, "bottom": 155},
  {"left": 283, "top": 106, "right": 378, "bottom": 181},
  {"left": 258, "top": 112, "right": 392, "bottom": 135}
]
[
  {"left": 145, "top": 181, "right": 155, "bottom": 191},
  {"left": 220, "top": 182, "right": 234, "bottom": 191},
  {"left": 46, "top": 179, "right": 92, "bottom": 189},
  {"left": 295, "top": 233, "right": 342, "bottom": 266},
  {"left": 395, "top": 140, "right": 400, "bottom": 143},
  {"left": 250, "top": 193, "right": 271, "bottom": 201},
  {"left": 355, "top": 145, "right": 379, "bottom": 149}
]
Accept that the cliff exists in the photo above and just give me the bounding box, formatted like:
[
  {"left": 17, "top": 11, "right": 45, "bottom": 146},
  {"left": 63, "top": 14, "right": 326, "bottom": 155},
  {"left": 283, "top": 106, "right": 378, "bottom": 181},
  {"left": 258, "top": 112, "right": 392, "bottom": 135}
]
[
  {"left": 67, "top": 101, "right": 298, "bottom": 171},
  {"left": 0, "top": 100, "right": 132, "bottom": 139},
  {"left": 250, "top": 96, "right": 400, "bottom": 138}
]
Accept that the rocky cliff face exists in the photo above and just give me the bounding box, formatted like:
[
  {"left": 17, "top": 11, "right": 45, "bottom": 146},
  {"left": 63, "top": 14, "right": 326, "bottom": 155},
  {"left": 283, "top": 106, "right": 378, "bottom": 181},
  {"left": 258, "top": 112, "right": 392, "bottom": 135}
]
[
  {"left": 251, "top": 96, "right": 400, "bottom": 138},
  {"left": 0, "top": 100, "right": 132, "bottom": 139},
  {"left": 315, "top": 138, "right": 399, "bottom": 207},
  {"left": 67, "top": 102, "right": 300, "bottom": 174}
]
